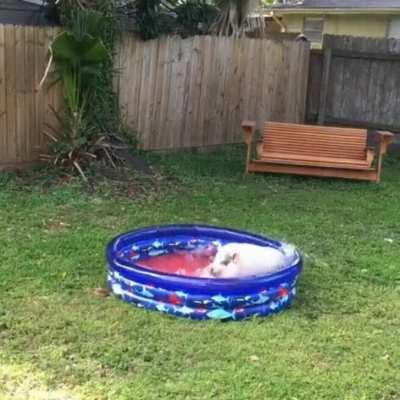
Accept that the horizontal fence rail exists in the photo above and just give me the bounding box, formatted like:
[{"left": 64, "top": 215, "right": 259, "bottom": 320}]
[{"left": 307, "top": 34, "right": 400, "bottom": 133}]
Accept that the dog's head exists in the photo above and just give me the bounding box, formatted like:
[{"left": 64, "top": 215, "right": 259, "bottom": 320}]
[{"left": 209, "top": 249, "right": 240, "bottom": 277}]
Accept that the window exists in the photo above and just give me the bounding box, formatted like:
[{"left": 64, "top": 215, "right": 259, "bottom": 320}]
[
  {"left": 388, "top": 17, "right": 400, "bottom": 39},
  {"left": 303, "top": 18, "right": 324, "bottom": 45}
]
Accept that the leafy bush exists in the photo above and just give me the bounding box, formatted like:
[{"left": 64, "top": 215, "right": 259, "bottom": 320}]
[
  {"left": 122, "top": 0, "right": 219, "bottom": 40},
  {"left": 174, "top": 1, "right": 219, "bottom": 37},
  {"left": 41, "top": 9, "right": 115, "bottom": 180},
  {"left": 41, "top": 2, "right": 137, "bottom": 180},
  {"left": 129, "top": 0, "right": 175, "bottom": 40}
]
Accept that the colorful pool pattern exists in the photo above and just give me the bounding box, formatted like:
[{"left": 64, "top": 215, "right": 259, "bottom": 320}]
[{"left": 106, "top": 225, "right": 303, "bottom": 321}]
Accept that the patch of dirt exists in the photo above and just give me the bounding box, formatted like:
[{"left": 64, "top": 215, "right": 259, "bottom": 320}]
[
  {"left": 116, "top": 150, "right": 153, "bottom": 176},
  {"left": 87, "top": 161, "right": 178, "bottom": 199},
  {"left": 91, "top": 288, "right": 110, "bottom": 298},
  {"left": 42, "top": 219, "right": 73, "bottom": 234},
  {"left": 1, "top": 150, "right": 181, "bottom": 200}
]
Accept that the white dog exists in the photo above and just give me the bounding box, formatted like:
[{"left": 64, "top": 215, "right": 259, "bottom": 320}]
[{"left": 201, "top": 243, "right": 285, "bottom": 279}]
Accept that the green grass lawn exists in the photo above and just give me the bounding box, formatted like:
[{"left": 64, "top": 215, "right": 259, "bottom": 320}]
[{"left": 0, "top": 147, "right": 399, "bottom": 400}]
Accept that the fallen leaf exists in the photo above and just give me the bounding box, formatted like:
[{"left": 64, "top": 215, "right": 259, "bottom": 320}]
[{"left": 92, "top": 288, "right": 110, "bottom": 298}]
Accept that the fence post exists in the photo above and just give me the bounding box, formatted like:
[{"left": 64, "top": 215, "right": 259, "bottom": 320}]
[{"left": 317, "top": 47, "right": 332, "bottom": 125}]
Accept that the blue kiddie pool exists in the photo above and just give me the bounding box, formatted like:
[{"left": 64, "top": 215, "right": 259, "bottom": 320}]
[{"left": 107, "top": 225, "right": 303, "bottom": 321}]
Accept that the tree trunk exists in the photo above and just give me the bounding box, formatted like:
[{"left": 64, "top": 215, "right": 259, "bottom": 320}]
[{"left": 213, "top": 0, "right": 254, "bottom": 37}]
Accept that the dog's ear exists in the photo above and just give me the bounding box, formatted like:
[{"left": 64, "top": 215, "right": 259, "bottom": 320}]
[{"left": 232, "top": 253, "right": 240, "bottom": 264}]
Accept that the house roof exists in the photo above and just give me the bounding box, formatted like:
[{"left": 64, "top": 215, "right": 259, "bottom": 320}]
[
  {"left": 0, "top": 0, "right": 43, "bottom": 10},
  {"left": 23, "top": 0, "right": 45, "bottom": 4},
  {"left": 0, "top": 0, "right": 56, "bottom": 26},
  {"left": 270, "top": 0, "right": 400, "bottom": 13}
]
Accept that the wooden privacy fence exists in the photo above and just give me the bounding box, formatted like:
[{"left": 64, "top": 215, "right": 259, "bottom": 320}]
[
  {"left": 0, "top": 25, "right": 310, "bottom": 167},
  {"left": 0, "top": 24, "right": 61, "bottom": 168},
  {"left": 116, "top": 35, "right": 310, "bottom": 150},
  {"left": 307, "top": 35, "right": 400, "bottom": 132}
]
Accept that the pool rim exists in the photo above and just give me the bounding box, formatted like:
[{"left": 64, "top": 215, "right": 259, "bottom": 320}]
[{"left": 106, "top": 224, "right": 303, "bottom": 295}]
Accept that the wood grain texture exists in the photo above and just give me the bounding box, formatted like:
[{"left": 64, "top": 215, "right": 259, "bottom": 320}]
[
  {"left": 243, "top": 120, "right": 390, "bottom": 183},
  {"left": 308, "top": 34, "right": 400, "bottom": 132},
  {"left": 247, "top": 161, "right": 378, "bottom": 182},
  {"left": 0, "top": 27, "right": 311, "bottom": 165},
  {"left": 117, "top": 35, "right": 310, "bottom": 150},
  {"left": 0, "top": 25, "right": 7, "bottom": 162},
  {"left": 0, "top": 24, "right": 61, "bottom": 168},
  {"left": 263, "top": 122, "right": 368, "bottom": 161}
]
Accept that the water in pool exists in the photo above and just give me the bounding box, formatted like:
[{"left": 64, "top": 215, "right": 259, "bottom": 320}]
[
  {"left": 137, "top": 247, "right": 217, "bottom": 277},
  {"left": 134, "top": 242, "right": 288, "bottom": 279}
]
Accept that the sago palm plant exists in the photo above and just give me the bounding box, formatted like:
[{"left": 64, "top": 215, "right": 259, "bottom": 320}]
[{"left": 40, "top": 9, "right": 111, "bottom": 180}]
